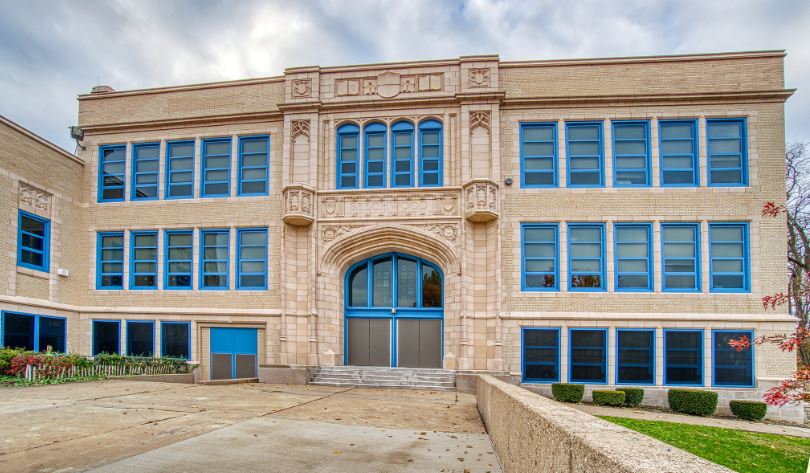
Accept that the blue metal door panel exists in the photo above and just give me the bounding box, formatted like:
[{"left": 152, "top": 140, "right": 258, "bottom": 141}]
[
  {"left": 233, "top": 328, "right": 258, "bottom": 354},
  {"left": 210, "top": 328, "right": 257, "bottom": 379}
]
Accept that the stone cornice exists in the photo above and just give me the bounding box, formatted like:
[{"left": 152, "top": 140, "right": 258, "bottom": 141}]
[
  {"left": 500, "top": 49, "right": 786, "bottom": 68},
  {"left": 80, "top": 110, "right": 284, "bottom": 134},
  {"left": 502, "top": 89, "right": 796, "bottom": 108}
]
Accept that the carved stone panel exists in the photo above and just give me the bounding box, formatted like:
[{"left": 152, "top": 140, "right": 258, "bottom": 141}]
[
  {"left": 290, "top": 120, "right": 311, "bottom": 140},
  {"left": 335, "top": 72, "right": 444, "bottom": 98},
  {"left": 469, "top": 68, "right": 490, "bottom": 88},
  {"left": 319, "top": 190, "right": 460, "bottom": 220},
  {"left": 291, "top": 79, "right": 312, "bottom": 98},
  {"left": 462, "top": 179, "right": 498, "bottom": 223},
  {"left": 282, "top": 185, "right": 315, "bottom": 226},
  {"left": 469, "top": 111, "right": 491, "bottom": 132},
  {"left": 19, "top": 182, "right": 52, "bottom": 216}
]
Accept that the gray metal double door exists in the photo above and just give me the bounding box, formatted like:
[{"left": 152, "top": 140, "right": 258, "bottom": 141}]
[{"left": 347, "top": 317, "right": 441, "bottom": 368}]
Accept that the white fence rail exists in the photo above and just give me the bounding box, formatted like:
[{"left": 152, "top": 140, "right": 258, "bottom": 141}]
[{"left": 23, "top": 363, "right": 188, "bottom": 381}]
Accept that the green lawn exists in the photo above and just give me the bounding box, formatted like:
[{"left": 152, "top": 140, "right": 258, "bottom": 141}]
[{"left": 600, "top": 416, "right": 810, "bottom": 473}]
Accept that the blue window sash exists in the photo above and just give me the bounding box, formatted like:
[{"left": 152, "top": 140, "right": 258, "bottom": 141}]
[
  {"left": 565, "top": 121, "right": 604, "bottom": 188},
  {"left": 125, "top": 320, "right": 155, "bottom": 357},
  {"left": 129, "top": 231, "right": 158, "bottom": 290},
  {"left": 521, "top": 327, "right": 561, "bottom": 383},
  {"left": 92, "top": 319, "right": 121, "bottom": 356},
  {"left": 337, "top": 124, "right": 360, "bottom": 189},
  {"left": 98, "top": 144, "right": 126, "bottom": 202},
  {"left": 391, "top": 121, "right": 414, "bottom": 188},
  {"left": 612, "top": 120, "right": 650, "bottom": 187},
  {"left": 199, "top": 229, "right": 230, "bottom": 290},
  {"left": 520, "top": 223, "right": 559, "bottom": 291},
  {"left": 97, "top": 231, "right": 124, "bottom": 290},
  {"left": 363, "top": 124, "right": 387, "bottom": 188},
  {"left": 131, "top": 142, "right": 160, "bottom": 201},
  {"left": 709, "top": 222, "right": 750, "bottom": 293},
  {"left": 613, "top": 223, "right": 652, "bottom": 292},
  {"left": 17, "top": 210, "right": 50, "bottom": 272},
  {"left": 568, "top": 328, "right": 608, "bottom": 384},
  {"left": 615, "top": 328, "right": 655, "bottom": 385},
  {"left": 712, "top": 329, "right": 755, "bottom": 388},
  {"left": 165, "top": 140, "right": 195, "bottom": 199},
  {"left": 567, "top": 223, "right": 606, "bottom": 292},
  {"left": 707, "top": 118, "right": 748, "bottom": 187},
  {"left": 1, "top": 311, "right": 67, "bottom": 353},
  {"left": 418, "top": 120, "right": 443, "bottom": 187},
  {"left": 164, "top": 230, "right": 193, "bottom": 290},
  {"left": 659, "top": 119, "right": 699, "bottom": 187},
  {"left": 663, "top": 329, "right": 704, "bottom": 386},
  {"left": 161, "top": 321, "right": 191, "bottom": 359},
  {"left": 520, "top": 123, "right": 557, "bottom": 188},
  {"left": 238, "top": 135, "right": 270, "bottom": 196},
  {"left": 201, "top": 138, "right": 232, "bottom": 197},
  {"left": 661, "top": 223, "right": 701, "bottom": 293},
  {"left": 236, "top": 228, "right": 268, "bottom": 290}
]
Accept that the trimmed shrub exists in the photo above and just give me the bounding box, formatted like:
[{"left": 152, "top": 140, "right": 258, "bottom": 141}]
[
  {"left": 729, "top": 400, "right": 767, "bottom": 421},
  {"left": 616, "top": 388, "right": 645, "bottom": 407},
  {"left": 551, "top": 383, "right": 585, "bottom": 403},
  {"left": 668, "top": 389, "right": 718, "bottom": 416},
  {"left": 592, "top": 390, "right": 626, "bottom": 407}
]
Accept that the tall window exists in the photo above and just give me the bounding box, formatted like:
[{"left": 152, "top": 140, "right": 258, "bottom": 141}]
[
  {"left": 521, "top": 223, "right": 558, "bottom": 291},
  {"left": 346, "top": 253, "right": 442, "bottom": 310},
  {"left": 202, "top": 138, "right": 231, "bottom": 197},
  {"left": 391, "top": 121, "right": 414, "bottom": 187},
  {"left": 419, "top": 120, "right": 443, "bottom": 187},
  {"left": 161, "top": 321, "right": 190, "bottom": 359},
  {"left": 200, "top": 229, "right": 229, "bottom": 289},
  {"left": 521, "top": 123, "right": 557, "bottom": 188},
  {"left": 713, "top": 330, "right": 754, "bottom": 387},
  {"left": 238, "top": 135, "right": 269, "bottom": 196},
  {"left": 614, "top": 223, "right": 652, "bottom": 291},
  {"left": 568, "top": 223, "right": 605, "bottom": 291},
  {"left": 337, "top": 124, "right": 359, "bottom": 189},
  {"left": 709, "top": 223, "right": 749, "bottom": 292},
  {"left": 363, "top": 123, "right": 386, "bottom": 188},
  {"left": 522, "top": 328, "right": 560, "bottom": 383},
  {"left": 617, "top": 329, "right": 655, "bottom": 384},
  {"left": 612, "top": 121, "right": 650, "bottom": 187},
  {"left": 93, "top": 320, "right": 121, "bottom": 355},
  {"left": 566, "top": 122, "right": 603, "bottom": 187},
  {"left": 98, "top": 144, "right": 126, "bottom": 202},
  {"left": 659, "top": 120, "right": 698, "bottom": 186},
  {"left": 665, "top": 329, "right": 703, "bottom": 386},
  {"left": 166, "top": 140, "right": 195, "bottom": 198},
  {"left": 2, "top": 312, "right": 66, "bottom": 352},
  {"left": 131, "top": 142, "right": 160, "bottom": 200},
  {"left": 126, "top": 320, "right": 154, "bottom": 357},
  {"left": 237, "top": 228, "right": 268, "bottom": 290},
  {"left": 97, "top": 232, "right": 124, "bottom": 289},
  {"left": 707, "top": 118, "right": 747, "bottom": 186},
  {"left": 661, "top": 223, "right": 700, "bottom": 292},
  {"left": 130, "top": 231, "right": 158, "bottom": 289},
  {"left": 165, "top": 230, "right": 193, "bottom": 289},
  {"left": 18, "top": 210, "right": 50, "bottom": 272},
  {"left": 569, "top": 328, "right": 607, "bottom": 383}
]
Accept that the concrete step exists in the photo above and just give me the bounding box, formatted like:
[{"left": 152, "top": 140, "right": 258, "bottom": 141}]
[
  {"left": 311, "top": 376, "right": 455, "bottom": 386},
  {"left": 309, "top": 372, "right": 454, "bottom": 380},
  {"left": 309, "top": 366, "right": 456, "bottom": 392},
  {"left": 310, "top": 381, "right": 455, "bottom": 391}
]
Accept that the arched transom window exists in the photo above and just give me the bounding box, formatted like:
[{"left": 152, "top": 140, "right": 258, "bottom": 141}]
[{"left": 346, "top": 253, "right": 442, "bottom": 312}]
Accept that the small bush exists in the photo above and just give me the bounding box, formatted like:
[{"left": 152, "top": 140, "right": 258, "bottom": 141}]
[
  {"left": 668, "top": 389, "right": 718, "bottom": 416},
  {"left": 592, "top": 390, "right": 626, "bottom": 407},
  {"left": 729, "top": 400, "right": 767, "bottom": 421},
  {"left": 551, "top": 383, "right": 585, "bottom": 403},
  {"left": 616, "top": 388, "right": 645, "bottom": 407}
]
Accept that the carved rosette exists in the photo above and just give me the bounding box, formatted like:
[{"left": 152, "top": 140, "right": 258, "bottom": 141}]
[
  {"left": 282, "top": 185, "right": 315, "bottom": 226},
  {"left": 462, "top": 179, "right": 499, "bottom": 223}
]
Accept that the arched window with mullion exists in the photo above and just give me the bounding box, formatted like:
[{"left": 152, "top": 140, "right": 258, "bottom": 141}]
[
  {"left": 346, "top": 253, "right": 442, "bottom": 311},
  {"left": 337, "top": 123, "right": 360, "bottom": 189},
  {"left": 419, "top": 119, "right": 443, "bottom": 187},
  {"left": 363, "top": 122, "right": 387, "bottom": 188},
  {"left": 391, "top": 121, "right": 414, "bottom": 188}
]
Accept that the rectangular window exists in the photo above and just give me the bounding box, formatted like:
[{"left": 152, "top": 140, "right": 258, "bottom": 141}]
[
  {"left": 165, "top": 230, "right": 193, "bottom": 289},
  {"left": 659, "top": 120, "right": 698, "bottom": 186},
  {"left": 18, "top": 210, "right": 50, "bottom": 272},
  {"left": 707, "top": 118, "right": 747, "bottom": 186},
  {"left": 612, "top": 121, "right": 650, "bottom": 187},
  {"left": 97, "top": 232, "right": 124, "bottom": 289},
  {"left": 713, "top": 330, "right": 754, "bottom": 387},
  {"left": 665, "top": 329, "right": 703, "bottom": 386},
  {"left": 131, "top": 142, "right": 160, "bottom": 200},
  {"left": 161, "top": 321, "right": 191, "bottom": 359},
  {"left": 569, "top": 328, "right": 607, "bottom": 383},
  {"left": 126, "top": 320, "right": 154, "bottom": 357},
  {"left": 614, "top": 223, "right": 652, "bottom": 291},
  {"left": 166, "top": 140, "right": 195, "bottom": 199},
  {"left": 661, "top": 223, "right": 700, "bottom": 292},
  {"left": 98, "top": 144, "right": 126, "bottom": 202},
  {"left": 709, "top": 223, "right": 749, "bottom": 292},
  {"left": 520, "top": 123, "right": 557, "bottom": 188},
  {"left": 364, "top": 125, "right": 386, "bottom": 188},
  {"left": 200, "top": 229, "right": 229, "bottom": 289},
  {"left": 521, "top": 223, "right": 558, "bottom": 291},
  {"left": 419, "top": 122, "right": 442, "bottom": 187},
  {"left": 568, "top": 223, "right": 605, "bottom": 291},
  {"left": 202, "top": 138, "right": 232, "bottom": 197},
  {"left": 237, "top": 228, "right": 268, "bottom": 290},
  {"left": 130, "top": 231, "right": 158, "bottom": 289},
  {"left": 337, "top": 126, "right": 359, "bottom": 189},
  {"left": 617, "top": 329, "right": 655, "bottom": 384},
  {"left": 2, "top": 312, "right": 66, "bottom": 352},
  {"left": 92, "top": 320, "right": 120, "bottom": 355},
  {"left": 566, "top": 122, "right": 603, "bottom": 187},
  {"left": 238, "top": 135, "right": 269, "bottom": 196},
  {"left": 522, "top": 328, "right": 560, "bottom": 383},
  {"left": 392, "top": 124, "right": 414, "bottom": 187}
]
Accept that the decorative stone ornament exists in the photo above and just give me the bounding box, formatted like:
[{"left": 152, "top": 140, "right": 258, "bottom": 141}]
[
  {"left": 291, "top": 79, "right": 312, "bottom": 98},
  {"left": 469, "top": 68, "right": 490, "bottom": 88},
  {"left": 469, "top": 111, "right": 491, "bottom": 132},
  {"left": 290, "top": 120, "right": 311, "bottom": 140},
  {"left": 282, "top": 185, "right": 315, "bottom": 226},
  {"left": 462, "top": 179, "right": 498, "bottom": 222},
  {"left": 19, "top": 182, "right": 52, "bottom": 216}
]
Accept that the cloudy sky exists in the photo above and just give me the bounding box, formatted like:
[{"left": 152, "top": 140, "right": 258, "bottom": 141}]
[{"left": 1, "top": 0, "right": 808, "bottom": 152}]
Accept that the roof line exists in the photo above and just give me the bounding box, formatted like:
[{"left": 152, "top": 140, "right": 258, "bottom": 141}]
[
  {"left": 500, "top": 50, "right": 786, "bottom": 68},
  {"left": 0, "top": 115, "right": 83, "bottom": 164}
]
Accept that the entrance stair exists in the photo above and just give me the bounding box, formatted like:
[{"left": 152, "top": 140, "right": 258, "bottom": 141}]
[{"left": 309, "top": 366, "right": 456, "bottom": 391}]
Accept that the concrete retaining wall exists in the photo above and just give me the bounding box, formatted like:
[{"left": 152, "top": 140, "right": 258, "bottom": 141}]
[{"left": 476, "top": 375, "right": 732, "bottom": 473}]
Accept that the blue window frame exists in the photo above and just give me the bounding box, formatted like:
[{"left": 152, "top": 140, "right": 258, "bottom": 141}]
[
  {"left": 238, "top": 135, "right": 269, "bottom": 196},
  {"left": 346, "top": 253, "right": 443, "bottom": 312},
  {"left": 664, "top": 329, "right": 703, "bottom": 386},
  {"left": 569, "top": 328, "right": 607, "bottom": 383},
  {"left": 161, "top": 321, "right": 191, "bottom": 359},
  {"left": 713, "top": 330, "right": 754, "bottom": 387},
  {"left": 659, "top": 120, "right": 698, "bottom": 186},
  {"left": 92, "top": 319, "right": 121, "bottom": 355},
  {"left": 166, "top": 140, "right": 195, "bottom": 199},
  {"left": 97, "top": 232, "right": 124, "bottom": 289},
  {"left": 164, "top": 230, "right": 193, "bottom": 290},
  {"left": 612, "top": 121, "right": 650, "bottom": 187},
  {"left": 709, "top": 222, "right": 750, "bottom": 292},
  {"left": 522, "top": 328, "right": 560, "bottom": 383},
  {"left": 521, "top": 223, "right": 559, "bottom": 291},
  {"left": 419, "top": 119, "right": 443, "bottom": 187},
  {"left": 337, "top": 123, "right": 360, "bottom": 189},
  {"left": 661, "top": 223, "right": 701, "bottom": 292},
  {"left": 201, "top": 138, "right": 232, "bottom": 197},
  {"left": 131, "top": 142, "right": 160, "bottom": 200},
  {"left": 520, "top": 123, "right": 557, "bottom": 188},
  {"left": 707, "top": 118, "right": 747, "bottom": 186},
  {"left": 237, "top": 228, "right": 268, "bottom": 290},
  {"left": 616, "top": 329, "right": 655, "bottom": 385},
  {"left": 17, "top": 210, "right": 50, "bottom": 272},
  {"left": 98, "top": 144, "right": 126, "bottom": 202},
  {"left": 566, "top": 122, "right": 603, "bottom": 187},
  {"left": 126, "top": 320, "right": 154, "bottom": 357},
  {"left": 614, "top": 223, "right": 652, "bottom": 291},
  {"left": 391, "top": 121, "right": 414, "bottom": 188},
  {"left": 567, "top": 223, "right": 605, "bottom": 291},
  {"left": 2, "top": 311, "right": 66, "bottom": 352},
  {"left": 363, "top": 123, "right": 387, "bottom": 188},
  {"left": 200, "top": 229, "right": 229, "bottom": 290},
  {"left": 129, "top": 231, "right": 158, "bottom": 290}
]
